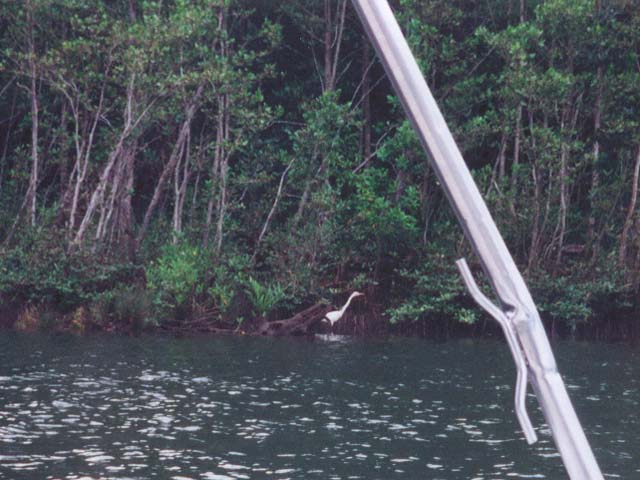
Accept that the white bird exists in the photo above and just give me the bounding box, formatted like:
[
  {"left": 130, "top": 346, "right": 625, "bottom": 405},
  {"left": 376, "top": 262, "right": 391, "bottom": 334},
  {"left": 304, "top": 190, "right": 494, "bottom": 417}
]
[{"left": 322, "top": 291, "right": 365, "bottom": 330}]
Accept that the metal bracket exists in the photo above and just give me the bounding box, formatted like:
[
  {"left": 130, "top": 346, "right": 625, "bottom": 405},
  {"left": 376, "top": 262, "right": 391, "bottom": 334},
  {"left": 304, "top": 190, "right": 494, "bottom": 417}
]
[
  {"left": 456, "top": 258, "right": 538, "bottom": 445},
  {"left": 352, "top": 1, "right": 604, "bottom": 473}
]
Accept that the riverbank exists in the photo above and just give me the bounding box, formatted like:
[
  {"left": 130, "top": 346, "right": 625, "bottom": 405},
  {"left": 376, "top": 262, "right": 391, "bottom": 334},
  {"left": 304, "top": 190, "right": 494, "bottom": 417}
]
[
  {"left": 1, "top": 230, "right": 637, "bottom": 341},
  {"left": 2, "top": 292, "right": 638, "bottom": 342}
]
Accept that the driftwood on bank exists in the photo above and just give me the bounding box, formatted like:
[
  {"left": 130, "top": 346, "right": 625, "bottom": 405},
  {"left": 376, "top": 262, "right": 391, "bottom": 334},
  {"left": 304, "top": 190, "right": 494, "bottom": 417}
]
[
  {"left": 159, "top": 302, "right": 332, "bottom": 336},
  {"left": 249, "top": 302, "right": 332, "bottom": 336}
]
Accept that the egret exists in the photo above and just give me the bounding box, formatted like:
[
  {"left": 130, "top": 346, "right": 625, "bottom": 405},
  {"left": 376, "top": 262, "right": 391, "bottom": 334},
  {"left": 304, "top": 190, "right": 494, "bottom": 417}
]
[{"left": 322, "top": 291, "right": 365, "bottom": 330}]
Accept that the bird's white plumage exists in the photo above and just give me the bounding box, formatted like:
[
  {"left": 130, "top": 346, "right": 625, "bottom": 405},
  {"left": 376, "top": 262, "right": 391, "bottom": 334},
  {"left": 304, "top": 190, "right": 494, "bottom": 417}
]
[{"left": 322, "top": 291, "right": 364, "bottom": 328}]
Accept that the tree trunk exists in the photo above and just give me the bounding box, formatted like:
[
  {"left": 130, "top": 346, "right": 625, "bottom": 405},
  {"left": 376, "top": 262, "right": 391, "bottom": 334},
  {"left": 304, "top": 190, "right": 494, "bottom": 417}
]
[
  {"left": 497, "top": 131, "right": 507, "bottom": 181},
  {"left": 203, "top": 107, "right": 223, "bottom": 249},
  {"left": 322, "top": 0, "right": 347, "bottom": 93},
  {"left": 587, "top": 9, "right": 603, "bottom": 261},
  {"left": 68, "top": 67, "right": 109, "bottom": 233},
  {"left": 509, "top": 104, "right": 521, "bottom": 216},
  {"left": 96, "top": 141, "right": 136, "bottom": 253},
  {"left": 509, "top": 0, "right": 525, "bottom": 214},
  {"left": 119, "top": 144, "right": 136, "bottom": 255},
  {"left": 173, "top": 126, "right": 191, "bottom": 241},
  {"left": 203, "top": 6, "right": 227, "bottom": 250},
  {"left": 73, "top": 130, "right": 125, "bottom": 248},
  {"left": 0, "top": 93, "right": 17, "bottom": 198},
  {"left": 214, "top": 155, "right": 227, "bottom": 254},
  {"left": 72, "top": 74, "right": 145, "bottom": 248},
  {"left": 136, "top": 85, "right": 203, "bottom": 248},
  {"left": 528, "top": 164, "right": 542, "bottom": 271},
  {"left": 128, "top": 0, "right": 136, "bottom": 21},
  {"left": 555, "top": 136, "right": 568, "bottom": 266},
  {"left": 526, "top": 111, "right": 541, "bottom": 271},
  {"left": 361, "top": 35, "right": 372, "bottom": 162},
  {"left": 95, "top": 139, "right": 136, "bottom": 250},
  {"left": 26, "top": 0, "right": 38, "bottom": 227},
  {"left": 214, "top": 93, "right": 230, "bottom": 254},
  {"left": 619, "top": 145, "right": 640, "bottom": 267},
  {"left": 323, "top": 0, "right": 332, "bottom": 92},
  {"left": 189, "top": 132, "right": 206, "bottom": 228},
  {"left": 554, "top": 92, "right": 581, "bottom": 267},
  {"left": 251, "top": 158, "right": 295, "bottom": 263}
]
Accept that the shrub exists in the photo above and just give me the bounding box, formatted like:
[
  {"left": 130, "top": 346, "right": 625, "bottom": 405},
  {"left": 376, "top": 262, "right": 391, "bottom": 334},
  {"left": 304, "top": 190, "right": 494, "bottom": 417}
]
[
  {"left": 0, "top": 228, "right": 139, "bottom": 313},
  {"left": 385, "top": 256, "right": 476, "bottom": 325},
  {"left": 91, "top": 286, "right": 152, "bottom": 332},
  {"left": 146, "top": 242, "right": 207, "bottom": 318},
  {"left": 245, "top": 276, "right": 286, "bottom": 319},
  {"left": 15, "top": 305, "right": 39, "bottom": 331},
  {"left": 69, "top": 306, "right": 89, "bottom": 334}
]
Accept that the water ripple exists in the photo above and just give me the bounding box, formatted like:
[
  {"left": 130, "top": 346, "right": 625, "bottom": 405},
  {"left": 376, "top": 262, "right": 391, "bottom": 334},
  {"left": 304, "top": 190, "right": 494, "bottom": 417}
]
[{"left": 0, "top": 333, "right": 636, "bottom": 478}]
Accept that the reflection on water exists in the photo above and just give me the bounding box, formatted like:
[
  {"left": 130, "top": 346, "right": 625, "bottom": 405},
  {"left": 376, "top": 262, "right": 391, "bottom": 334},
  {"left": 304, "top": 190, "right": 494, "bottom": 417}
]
[{"left": 0, "top": 332, "right": 637, "bottom": 479}]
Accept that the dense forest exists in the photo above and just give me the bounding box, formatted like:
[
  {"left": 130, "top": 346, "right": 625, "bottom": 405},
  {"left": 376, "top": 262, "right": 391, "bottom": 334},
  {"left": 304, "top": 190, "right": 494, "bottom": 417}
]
[{"left": 0, "top": 0, "right": 639, "bottom": 338}]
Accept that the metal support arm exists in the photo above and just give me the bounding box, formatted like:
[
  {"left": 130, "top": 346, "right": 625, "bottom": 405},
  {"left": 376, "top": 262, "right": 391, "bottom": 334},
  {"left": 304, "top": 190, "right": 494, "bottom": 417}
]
[
  {"left": 456, "top": 258, "right": 537, "bottom": 445},
  {"left": 351, "top": 1, "right": 604, "bottom": 478}
]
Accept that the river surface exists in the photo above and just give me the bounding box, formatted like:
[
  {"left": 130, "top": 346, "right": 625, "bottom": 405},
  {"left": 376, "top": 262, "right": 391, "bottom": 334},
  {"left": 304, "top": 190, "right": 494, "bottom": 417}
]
[{"left": 0, "top": 332, "right": 637, "bottom": 479}]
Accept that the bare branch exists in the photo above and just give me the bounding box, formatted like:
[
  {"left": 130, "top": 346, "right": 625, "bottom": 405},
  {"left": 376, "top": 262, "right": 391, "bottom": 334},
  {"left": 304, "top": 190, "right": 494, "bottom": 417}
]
[
  {"left": 0, "top": 76, "right": 16, "bottom": 98},
  {"left": 352, "top": 126, "right": 394, "bottom": 173},
  {"left": 251, "top": 157, "right": 296, "bottom": 263}
]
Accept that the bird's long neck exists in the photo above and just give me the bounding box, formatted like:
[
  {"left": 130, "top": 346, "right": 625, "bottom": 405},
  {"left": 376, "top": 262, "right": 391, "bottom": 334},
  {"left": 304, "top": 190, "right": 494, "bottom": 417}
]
[{"left": 339, "top": 293, "right": 359, "bottom": 315}]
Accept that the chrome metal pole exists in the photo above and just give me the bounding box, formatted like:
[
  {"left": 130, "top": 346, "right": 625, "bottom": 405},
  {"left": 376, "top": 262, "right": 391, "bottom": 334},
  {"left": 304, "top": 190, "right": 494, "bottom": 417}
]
[{"left": 350, "top": 1, "right": 604, "bottom": 478}]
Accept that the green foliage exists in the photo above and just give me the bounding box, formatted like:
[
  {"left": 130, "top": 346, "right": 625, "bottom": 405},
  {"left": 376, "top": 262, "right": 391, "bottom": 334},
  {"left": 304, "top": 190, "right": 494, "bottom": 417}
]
[
  {"left": 144, "top": 238, "right": 254, "bottom": 322},
  {"left": 244, "top": 276, "right": 286, "bottom": 319},
  {"left": 207, "top": 252, "right": 251, "bottom": 313},
  {"left": 0, "top": 0, "right": 639, "bottom": 337},
  {"left": 0, "top": 229, "right": 138, "bottom": 312},
  {"left": 91, "top": 286, "right": 152, "bottom": 332},
  {"left": 146, "top": 242, "right": 206, "bottom": 315},
  {"left": 386, "top": 255, "right": 476, "bottom": 326},
  {"left": 530, "top": 266, "right": 635, "bottom": 330},
  {"left": 531, "top": 274, "right": 593, "bottom": 329}
]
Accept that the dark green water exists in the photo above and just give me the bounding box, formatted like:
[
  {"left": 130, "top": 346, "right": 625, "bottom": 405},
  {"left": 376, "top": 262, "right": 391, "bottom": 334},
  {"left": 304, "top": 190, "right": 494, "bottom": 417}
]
[{"left": 0, "top": 332, "right": 637, "bottom": 479}]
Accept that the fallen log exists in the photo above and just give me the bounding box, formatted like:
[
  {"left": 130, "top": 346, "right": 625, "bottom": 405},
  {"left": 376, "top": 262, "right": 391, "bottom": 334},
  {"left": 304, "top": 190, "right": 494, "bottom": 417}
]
[
  {"left": 156, "top": 301, "right": 331, "bottom": 337},
  {"left": 249, "top": 302, "right": 331, "bottom": 336}
]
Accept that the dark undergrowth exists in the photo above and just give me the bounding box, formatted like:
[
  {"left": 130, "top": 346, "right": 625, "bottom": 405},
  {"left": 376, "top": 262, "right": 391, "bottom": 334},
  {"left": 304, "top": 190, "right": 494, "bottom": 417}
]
[
  {"left": 2, "top": 287, "right": 637, "bottom": 343},
  {"left": 0, "top": 229, "right": 637, "bottom": 341}
]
